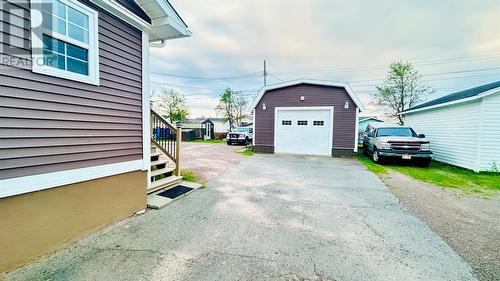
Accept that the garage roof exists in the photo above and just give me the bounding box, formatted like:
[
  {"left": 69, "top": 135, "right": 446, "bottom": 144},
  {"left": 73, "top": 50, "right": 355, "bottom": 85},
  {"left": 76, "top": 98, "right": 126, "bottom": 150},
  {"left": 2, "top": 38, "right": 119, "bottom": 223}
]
[{"left": 250, "top": 79, "right": 365, "bottom": 111}]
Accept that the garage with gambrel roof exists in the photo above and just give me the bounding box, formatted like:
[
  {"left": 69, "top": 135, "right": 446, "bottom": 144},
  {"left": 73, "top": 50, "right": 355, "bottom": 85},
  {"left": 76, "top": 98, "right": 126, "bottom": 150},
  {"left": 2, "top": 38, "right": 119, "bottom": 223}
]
[{"left": 251, "top": 79, "right": 364, "bottom": 156}]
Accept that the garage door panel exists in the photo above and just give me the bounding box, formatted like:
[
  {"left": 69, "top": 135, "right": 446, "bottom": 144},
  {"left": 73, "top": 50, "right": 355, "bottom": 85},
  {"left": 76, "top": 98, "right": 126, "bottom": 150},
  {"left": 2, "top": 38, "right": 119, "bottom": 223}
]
[{"left": 275, "top": 108, "right": 332, "bottom": 156}]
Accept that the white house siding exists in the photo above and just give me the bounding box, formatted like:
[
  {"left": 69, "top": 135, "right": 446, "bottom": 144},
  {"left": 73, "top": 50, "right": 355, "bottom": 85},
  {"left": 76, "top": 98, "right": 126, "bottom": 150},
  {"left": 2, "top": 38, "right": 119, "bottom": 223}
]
[
  {"left": 478, "top": 92, "right": 500, "bottom": 171},
  {"left": 213, "top": 121, "right": 230, "bottom": 133},
  {"left": 405, "top": 100, "right": 481, "bottom": 171}
]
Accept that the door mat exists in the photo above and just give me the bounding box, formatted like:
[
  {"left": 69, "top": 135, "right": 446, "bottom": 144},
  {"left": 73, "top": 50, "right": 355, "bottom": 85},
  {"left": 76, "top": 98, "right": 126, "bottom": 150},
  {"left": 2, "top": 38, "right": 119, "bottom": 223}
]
[{"left": 156, "top": 185, "right": 194, "bottom": 199}]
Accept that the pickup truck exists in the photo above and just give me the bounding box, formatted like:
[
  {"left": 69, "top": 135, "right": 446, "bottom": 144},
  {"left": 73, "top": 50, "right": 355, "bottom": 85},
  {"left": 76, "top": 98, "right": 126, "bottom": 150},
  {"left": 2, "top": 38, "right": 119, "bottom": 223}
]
[
  {"left": 363, "top": 123, "right": 433, "bottom": 167},
  {"left": 226, "top": 127, "right": 253, "bottom": 145}
]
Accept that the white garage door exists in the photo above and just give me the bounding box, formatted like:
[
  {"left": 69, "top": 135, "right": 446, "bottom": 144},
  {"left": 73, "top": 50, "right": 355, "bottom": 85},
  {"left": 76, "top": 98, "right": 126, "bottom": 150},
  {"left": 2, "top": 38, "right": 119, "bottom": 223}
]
[{"left": 275, "top": 107, "right": 333, "bottom": 156}]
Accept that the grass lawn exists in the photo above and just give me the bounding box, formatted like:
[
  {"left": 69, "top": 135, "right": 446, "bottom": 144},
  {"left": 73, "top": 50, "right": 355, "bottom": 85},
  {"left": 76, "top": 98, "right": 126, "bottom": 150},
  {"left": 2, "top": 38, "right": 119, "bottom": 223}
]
[
  {"left": 186, "top": 139, "right": 226, "bottom": 144},
  {"left": 240, "top": 150, "right": 254, "bottom": 156},
  {"left": 236, "top": 146, "right": 254, "bottom": 156},
  {"left": 357, "top": 155, "right": 500, "bottom": 196}
]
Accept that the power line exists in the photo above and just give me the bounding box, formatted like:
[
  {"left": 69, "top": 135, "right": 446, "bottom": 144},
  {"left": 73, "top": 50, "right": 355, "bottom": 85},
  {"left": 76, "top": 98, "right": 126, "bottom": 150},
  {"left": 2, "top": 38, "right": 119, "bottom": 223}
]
[
  {"left": 272, "top": 53, "right": 500, "bottom": 76},
  {"left": 347, "top": 67, "right": 500, "bottom": 84},
  {"left": 148, "top": 53, "right": 500, "bottom": 87},
  {"left": 263, "top": 60, "right": 267, "bottom": 86},
  {"left": 150, "top": 71, "right": 262, "bottom": 80},
  {"left": 150, "top": 81, "right": 260, "bottom": 96},
  {"left": 268, "top": 72, "right": 283, "bottom": 82}
]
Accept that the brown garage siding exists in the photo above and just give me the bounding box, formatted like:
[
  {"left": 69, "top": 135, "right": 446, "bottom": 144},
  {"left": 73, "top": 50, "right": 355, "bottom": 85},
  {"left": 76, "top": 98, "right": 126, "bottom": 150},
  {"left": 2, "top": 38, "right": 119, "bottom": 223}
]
[
  {"left": 254, "top": 84, "right": 357, "bottom": 154},
  {"left": 0, "top": 0, "right": 143, "bottom": 180}
]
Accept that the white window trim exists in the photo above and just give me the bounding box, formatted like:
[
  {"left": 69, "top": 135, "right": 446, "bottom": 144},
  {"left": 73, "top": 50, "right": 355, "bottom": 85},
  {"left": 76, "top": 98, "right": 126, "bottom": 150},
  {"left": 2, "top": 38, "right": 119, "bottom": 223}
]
[
  {"left": 354, "top": 107, "right": 359, "bottom": 152},
  {"left": 0, "top": 160, "right": 142, "bottom": 198},
  {"left": 30, "top": 0, "right": 100, "bottom": 85},
  {"left": 141, "top": 31, "right": 151, "bottom": 187}
]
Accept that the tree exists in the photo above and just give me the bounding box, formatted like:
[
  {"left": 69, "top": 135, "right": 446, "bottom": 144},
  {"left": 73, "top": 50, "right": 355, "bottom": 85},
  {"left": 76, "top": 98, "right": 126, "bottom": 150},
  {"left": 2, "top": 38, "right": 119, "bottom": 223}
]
[
  {"left": 152, "top": 88, "right": 190, "bottom": 123},
  {"left": 233, "top": 95, "right": 249, "bottom": 127},
  {"left": 374, "top": 61, "right": 434, "bottom": 124},
  {"left": 215, "top": 87, "right": 248, "bottom": 130}
]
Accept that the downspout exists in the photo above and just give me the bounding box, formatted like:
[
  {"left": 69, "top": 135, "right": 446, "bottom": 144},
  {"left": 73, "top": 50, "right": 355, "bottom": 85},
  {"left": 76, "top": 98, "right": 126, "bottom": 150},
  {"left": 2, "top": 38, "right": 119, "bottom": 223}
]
[{"left": 150, "top": 39, "right": 166, "bottom": 48}]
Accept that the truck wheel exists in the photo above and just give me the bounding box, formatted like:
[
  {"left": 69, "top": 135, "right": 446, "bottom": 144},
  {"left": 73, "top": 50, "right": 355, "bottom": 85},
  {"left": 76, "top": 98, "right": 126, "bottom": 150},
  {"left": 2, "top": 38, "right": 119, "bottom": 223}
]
[
  {"left": 227, "top": 141, "right": 231, "bottom": 145},
  {"left": 372, "top": 149, "right": 384, "bottom": 164},
  {"left": 245, "top": 137, "right": 250, "bottom": 145}
]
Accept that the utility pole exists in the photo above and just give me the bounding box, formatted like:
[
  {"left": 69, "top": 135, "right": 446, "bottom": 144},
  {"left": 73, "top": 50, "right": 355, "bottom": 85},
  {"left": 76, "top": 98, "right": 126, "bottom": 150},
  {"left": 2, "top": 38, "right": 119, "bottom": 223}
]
[{"left": 263, "top": 60, "right": 267, "bottom": 87}]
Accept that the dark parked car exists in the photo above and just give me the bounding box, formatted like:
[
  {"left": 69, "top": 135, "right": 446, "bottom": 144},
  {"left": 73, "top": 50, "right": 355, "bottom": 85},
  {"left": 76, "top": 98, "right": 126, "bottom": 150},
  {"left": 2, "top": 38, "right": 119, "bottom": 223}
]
[{"left": 363, "top": 123, "right": 433, "bottom": 166}]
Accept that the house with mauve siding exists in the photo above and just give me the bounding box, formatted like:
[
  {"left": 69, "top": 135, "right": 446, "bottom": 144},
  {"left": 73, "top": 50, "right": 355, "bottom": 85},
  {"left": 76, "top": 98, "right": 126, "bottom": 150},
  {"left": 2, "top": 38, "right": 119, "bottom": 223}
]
[
  {"left": 250, "top": 79, "right": 364, "bottom": 156},
  {"left": 0, "top": 0, "right": 190, "bottom": 272}
]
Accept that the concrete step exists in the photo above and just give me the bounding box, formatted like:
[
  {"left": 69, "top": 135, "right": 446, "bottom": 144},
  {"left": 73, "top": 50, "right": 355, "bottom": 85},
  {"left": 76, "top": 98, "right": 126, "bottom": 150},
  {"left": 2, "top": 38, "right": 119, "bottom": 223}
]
[
  {"left": 147, "top": 181, "right": 202, "bottom": 209},
  {"left": 148, "top": 175, "right": 182, "bottom": 194},
  {"left": 151, "top": 167, "right": 175, "bottom": 177}
]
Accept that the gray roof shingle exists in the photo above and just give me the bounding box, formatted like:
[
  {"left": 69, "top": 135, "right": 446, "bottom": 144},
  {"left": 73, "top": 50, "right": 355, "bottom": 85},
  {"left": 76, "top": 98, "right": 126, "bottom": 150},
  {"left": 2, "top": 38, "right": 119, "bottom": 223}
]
[{"left": 402, "top": 80, "right": 500, "bottom": 113}]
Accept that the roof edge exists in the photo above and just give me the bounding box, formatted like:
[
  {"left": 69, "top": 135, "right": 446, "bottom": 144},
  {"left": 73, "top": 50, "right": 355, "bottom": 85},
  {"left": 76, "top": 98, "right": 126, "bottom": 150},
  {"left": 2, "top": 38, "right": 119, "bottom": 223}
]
[
  {"left": 90, "top": 0, "right": 190, "bottom": 40},
  {"left": 400, "top": 86, "right": 500, "bottom": 115},
  {"left": 359, "top": 116, "right": 384, "bottom": 122},
  {"left": 250, "top": 79, "right": 365, "bottom": 111}
]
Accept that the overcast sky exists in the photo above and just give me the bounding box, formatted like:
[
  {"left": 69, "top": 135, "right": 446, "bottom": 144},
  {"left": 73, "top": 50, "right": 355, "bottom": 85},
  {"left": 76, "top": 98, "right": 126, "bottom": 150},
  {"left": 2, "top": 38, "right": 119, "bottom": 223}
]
[{"left": 150, "top": 0, "right": 500, "bottom": 118}]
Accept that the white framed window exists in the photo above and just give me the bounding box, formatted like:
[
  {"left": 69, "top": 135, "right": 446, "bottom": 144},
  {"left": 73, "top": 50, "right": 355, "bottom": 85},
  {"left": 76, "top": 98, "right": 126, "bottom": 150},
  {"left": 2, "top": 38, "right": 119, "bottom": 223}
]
[
  {"left": 282, "top": 120, "right": 292, "bottom": 125},
  {"left": 30, "top": 0, "right": 99, "bottom": 85},
  {"left": 313, "top": 121, "right": 324, "bottom": 126},
  {"left": 297, "top": 120, "right": 308, "bottom": 126}
]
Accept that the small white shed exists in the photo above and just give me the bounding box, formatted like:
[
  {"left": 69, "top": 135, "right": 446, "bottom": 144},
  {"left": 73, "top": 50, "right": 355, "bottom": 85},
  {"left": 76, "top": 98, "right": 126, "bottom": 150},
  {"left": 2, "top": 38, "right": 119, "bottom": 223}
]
[{"left": 401, "top": 81, "right": 500, "bottom": 172}]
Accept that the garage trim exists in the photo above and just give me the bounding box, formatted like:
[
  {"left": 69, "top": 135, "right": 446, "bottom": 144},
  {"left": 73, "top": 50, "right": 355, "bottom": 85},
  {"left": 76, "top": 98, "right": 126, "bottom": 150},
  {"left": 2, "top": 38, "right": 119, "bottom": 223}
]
[{"left": 274, "top": 106, "right": 334, "bottom": 156}]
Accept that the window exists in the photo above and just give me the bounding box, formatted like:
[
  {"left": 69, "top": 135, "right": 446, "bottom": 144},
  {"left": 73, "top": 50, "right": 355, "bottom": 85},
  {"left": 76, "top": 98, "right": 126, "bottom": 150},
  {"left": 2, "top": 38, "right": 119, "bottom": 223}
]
[
  {"left": 282, "top": 120, "right": 292, "bottom": 125},
  {"left": 297, "top": 120, "right": 308, "bottom": 126},
  {"left": 313, "top": 121, "right": 324, "bottom": 126},
  {"left": 31, "top": 0, "right": 99, "bottom": 84},
  {"left": 376, "top": 127, "right": 417, "bottom": 137}
]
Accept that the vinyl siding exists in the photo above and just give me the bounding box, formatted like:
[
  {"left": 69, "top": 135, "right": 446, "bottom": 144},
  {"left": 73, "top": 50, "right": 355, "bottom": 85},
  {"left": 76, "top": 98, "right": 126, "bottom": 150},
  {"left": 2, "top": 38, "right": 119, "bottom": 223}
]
[
  {"left": 0, "top": 0, "right": 31, "bottom": 67},
  {"left": 213, "top": 121, "right": 230, "bottom": 133},
  {"left": 0, "top": 0, "right": 143, "bottom": 180},
  {"left": 405, "top": 100, "right": 481, "bottom": 171},
  {"left": 478, "top": 91, "right": 500, "bottom": 171},
  {"left": 254, "top": 84, "right": 357, "bottom": 152}
]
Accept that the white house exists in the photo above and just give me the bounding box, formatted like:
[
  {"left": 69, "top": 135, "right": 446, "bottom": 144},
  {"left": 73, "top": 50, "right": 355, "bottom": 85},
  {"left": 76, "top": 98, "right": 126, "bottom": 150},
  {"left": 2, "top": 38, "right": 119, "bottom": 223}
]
[
  {"left": 210, "top": 118, "right": 231, "bottom": 133},
  {"left": 401, "top": 81, "right": 500, "bottom": 172}
]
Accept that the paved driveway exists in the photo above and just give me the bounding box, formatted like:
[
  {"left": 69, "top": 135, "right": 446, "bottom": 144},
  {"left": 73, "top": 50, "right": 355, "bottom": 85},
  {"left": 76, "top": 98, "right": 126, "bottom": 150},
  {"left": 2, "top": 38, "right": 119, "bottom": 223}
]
[
  {"left": 4, "top": 155, "right": 476, "bottom": 280},
  {"left": 180, "top": 142, "right": 245, "bottom": 182}
]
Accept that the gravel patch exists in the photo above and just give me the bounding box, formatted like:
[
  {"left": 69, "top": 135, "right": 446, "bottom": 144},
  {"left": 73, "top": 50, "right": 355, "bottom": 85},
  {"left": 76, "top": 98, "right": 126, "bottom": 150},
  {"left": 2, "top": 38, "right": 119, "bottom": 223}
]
[
  {"left": 382, "top": 171, "right": 500, "bottom": 281},
  {"left": 180, "top": 142, "right": 246, "bottom": 182}
]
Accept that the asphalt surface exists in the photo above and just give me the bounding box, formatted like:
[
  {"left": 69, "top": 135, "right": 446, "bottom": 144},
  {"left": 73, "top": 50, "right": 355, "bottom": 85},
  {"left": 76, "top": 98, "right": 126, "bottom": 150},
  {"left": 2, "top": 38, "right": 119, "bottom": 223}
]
[
  {"left": 3, "top": 155, "right": 476, "bottom": 281},
  {"left": 180, "top": 141, "right": 246, "bottom": 182},
  {"left": 384, "top": 171, "right": 500, "bottom": 281}
]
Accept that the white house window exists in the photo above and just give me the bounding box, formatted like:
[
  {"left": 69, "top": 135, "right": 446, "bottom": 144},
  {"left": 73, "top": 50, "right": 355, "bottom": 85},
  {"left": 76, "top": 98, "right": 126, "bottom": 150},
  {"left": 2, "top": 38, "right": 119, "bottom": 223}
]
[
  {"left": 297, "top": 120, "right": 308, "bottom": 126},
  {"left": 313, "top": 121, "right": 324, "bottom": 126},
  {"left": 282, "top": 120, "right": 292, "bottom": 125},
  {"left": 31, "top": 0, "right": 99, "bottom": 85}
]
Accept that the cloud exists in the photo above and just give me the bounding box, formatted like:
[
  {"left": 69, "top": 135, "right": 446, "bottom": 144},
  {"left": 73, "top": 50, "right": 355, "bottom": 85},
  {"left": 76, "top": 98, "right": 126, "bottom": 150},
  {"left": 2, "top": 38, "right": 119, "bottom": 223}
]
[{"left": 154, "top": 0, "right": 500, "bottom": 118}]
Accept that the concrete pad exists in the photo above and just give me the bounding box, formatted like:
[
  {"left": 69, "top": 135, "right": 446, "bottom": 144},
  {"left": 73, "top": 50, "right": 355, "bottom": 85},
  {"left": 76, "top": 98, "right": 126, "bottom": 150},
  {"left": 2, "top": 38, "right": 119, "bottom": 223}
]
[
  {"left": 147, "top": 181, "right": 202, "bottom": 209},
  {"left": 147, "top": 194, "right": 172, "bottom": 209}
]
